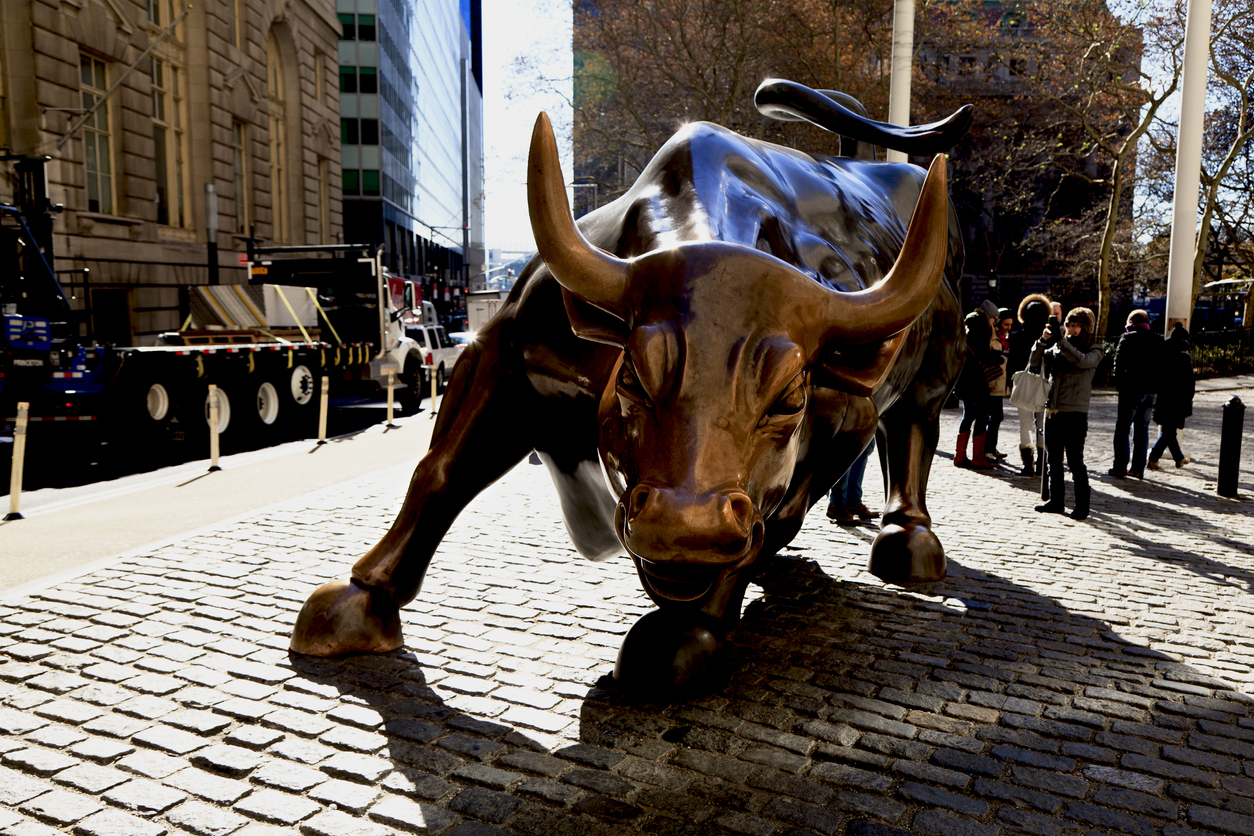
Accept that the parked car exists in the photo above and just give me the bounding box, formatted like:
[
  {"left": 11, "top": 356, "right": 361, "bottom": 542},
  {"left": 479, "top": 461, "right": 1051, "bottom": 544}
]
[{"left": 405, "top": 323, "right": 461, "bottom": 392}]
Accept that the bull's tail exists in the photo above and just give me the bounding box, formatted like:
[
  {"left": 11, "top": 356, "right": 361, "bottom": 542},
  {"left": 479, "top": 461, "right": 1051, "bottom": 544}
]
[{"left": 754, "top": 79, "right": 973, "bottom": 159}]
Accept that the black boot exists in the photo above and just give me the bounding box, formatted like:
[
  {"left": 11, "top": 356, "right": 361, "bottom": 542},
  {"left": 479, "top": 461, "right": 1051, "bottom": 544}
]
[
  {"left": 1070, "top": 479, "right": 1090, "bottom": 521},
  {"left": 1035, "top": 500, "right": 1066, "bottom": 514},
  {"left": 1039, "top": 449, "right": 1050, "bottom": 501},
  {"left": 1019, "top": 447, "right": 1035, "bottom": 478}
]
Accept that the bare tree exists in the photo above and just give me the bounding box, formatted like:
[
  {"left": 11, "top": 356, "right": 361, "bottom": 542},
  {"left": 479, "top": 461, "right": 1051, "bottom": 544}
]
[{"left": 1136, "top": 0, "right": 1254, "bottom": 325}]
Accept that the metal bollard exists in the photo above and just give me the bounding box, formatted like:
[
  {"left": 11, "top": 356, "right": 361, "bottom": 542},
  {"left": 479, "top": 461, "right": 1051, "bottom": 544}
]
[
  {"left": 207, "top": 385, "right": 222, "bottom": 472},
  {"left": 317, "top": 375, "right": 330, "bottom": 445},
  {"left": 385, "top": 371, "right": 398, "bottom": 429},
  {"left": 429, "top": 365, "right": 437, "bottom": 419},
  {"left": 1217, "top": 395, "right": 1245, "bottom": 497},
  {"left": 5, "top": 402, "right": 30, "bottom": 521}
]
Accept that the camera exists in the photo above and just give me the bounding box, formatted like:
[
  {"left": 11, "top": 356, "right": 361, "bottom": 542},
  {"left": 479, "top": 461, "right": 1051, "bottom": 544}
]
[{"left": 1047, "top": 315, "right": 1061, "bottom": 340}]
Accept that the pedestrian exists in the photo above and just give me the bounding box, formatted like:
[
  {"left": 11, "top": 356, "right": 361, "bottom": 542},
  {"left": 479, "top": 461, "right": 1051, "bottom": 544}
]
[
  {"left": 1109, "top": 309, "right": 1162, "bottom": 479},
  {"left": 1147, "top": 324, "right": 1195, "bottom": 470},
  {"left": 953, "top": 309, "right": 1000, "bottom": 469},
  {"left": 985, "top": 307, "right": 1014, "bottom": 461},
  {"left": 1033, "top": 307, "right": 1103, "bottom": 520},
  {"left": 1010, "top": 294, "right": 1051, "bottom": 477},
  {"left": 826, "top": 439, "right": 878, "bottom": 525}
]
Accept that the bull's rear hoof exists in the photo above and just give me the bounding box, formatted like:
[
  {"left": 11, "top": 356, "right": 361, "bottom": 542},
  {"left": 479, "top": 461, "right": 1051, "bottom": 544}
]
[
  {"left": 613, "top": 609, "right": 730, "bottom": 697},
  {"left": 869, "top": 524, "right": 946, "bottom": 584},
  {"left": 290, "top": 578, "right": 403, "bottom": 656}
]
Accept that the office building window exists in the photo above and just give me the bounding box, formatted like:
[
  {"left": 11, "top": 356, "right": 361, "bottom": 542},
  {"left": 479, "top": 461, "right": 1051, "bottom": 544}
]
[
  {"left": 362, "top": 169, "right": 380, "bottom": 197},
  {"left": 338, "top": 13, "right": 355, "bottom": 40},
  {"left": 339, "top": 66, "right": 357, "bottom": 93},
  {"left": 341, "top": 118, "right": 359, "bottom": 145},
  {"left": 358, "top": 66, "right": 377, "bottom": 94},
  {"left": 343, "top": 169, "right": 360, "bottom": 196},
  {"left": 80, "top": 53, "right": 113, "bottom": 214},
  {"left": 360, "top": 119, "right": 379, "bottom": 145},
  {"left": 146, "top": 0, "right": 177, "bottom": 25},
  {"left": 267, "top": 32, "right": 288, "bottom": 243},
  {"left": 226, "top": 0, "right": 241, "bottom": 47},
  {"left": 151, "top": 58, "right": 187, "bottom": 226},
  {"left": 357, "top": 15, "right": 376, "bottom": 41},
  {"left": 232, "top": 120, "right": 249, "bottom": 234},
  {"left": 319, "top": 158, "right": 330, "bottom": 242}
]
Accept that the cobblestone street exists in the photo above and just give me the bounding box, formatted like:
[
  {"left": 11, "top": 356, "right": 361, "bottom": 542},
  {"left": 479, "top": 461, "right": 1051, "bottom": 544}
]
[{"left": 1, "top": 388, "right": 1252, "bottom": 836}]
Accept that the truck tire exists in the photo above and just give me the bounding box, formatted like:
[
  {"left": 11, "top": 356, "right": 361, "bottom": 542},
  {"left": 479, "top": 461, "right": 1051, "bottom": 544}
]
[
  {"left": 235, "top": 377, "right": 284, "bottom": 443},
  {"left": 288, "top": 364, "right": 317, "bottom": 408},
  {"left": 284, "top": 364, "right": 319, "bottom": 436},
  {"left": 397, "top": 360, "right": 423, "bottom": 415},
  {"left": 143, "top": 382, "right": 173, "bottom": 424},
  {"left": 113, "top": 375, "right": 177, "bottom": 465}
]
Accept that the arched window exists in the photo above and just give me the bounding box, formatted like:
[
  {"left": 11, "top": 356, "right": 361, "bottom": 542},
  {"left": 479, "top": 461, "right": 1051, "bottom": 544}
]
[{"left": 267, "top": 32, "right": 288, "bottom": 243}]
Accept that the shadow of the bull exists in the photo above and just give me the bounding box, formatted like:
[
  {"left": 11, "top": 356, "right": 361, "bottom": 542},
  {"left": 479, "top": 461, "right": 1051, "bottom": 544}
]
[{"left": 289, "top": 552, "right": 1252, "bottom": 836}]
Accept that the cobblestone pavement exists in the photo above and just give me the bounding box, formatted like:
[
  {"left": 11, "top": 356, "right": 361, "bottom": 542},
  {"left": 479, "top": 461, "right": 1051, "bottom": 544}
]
[{"left": 1, "top": 389, "right": 1252, "bottom": 836}]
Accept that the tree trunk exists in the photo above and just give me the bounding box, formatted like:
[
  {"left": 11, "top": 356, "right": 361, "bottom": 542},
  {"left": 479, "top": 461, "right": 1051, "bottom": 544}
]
[{"left": 1095, "top": 154, "right": 1129, "bottom": 338}]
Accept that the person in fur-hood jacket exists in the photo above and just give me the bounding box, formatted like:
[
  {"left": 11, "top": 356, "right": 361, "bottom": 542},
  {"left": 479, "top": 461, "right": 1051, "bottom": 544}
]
[
  {"left": 1011, "top": 294, "right": 1051, "bottom": 477},
  {"left": 1030, "top": 307, "right": 1103, "bottom": 520}
]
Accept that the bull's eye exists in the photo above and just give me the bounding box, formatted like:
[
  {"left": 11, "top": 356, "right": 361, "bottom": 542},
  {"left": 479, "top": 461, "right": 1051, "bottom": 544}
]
[
  {"left": 759, "top": 374, "right": 806, "bottom": 427},
  {"left": 618, "top": 360, "right": 646, "bottom": 402}
]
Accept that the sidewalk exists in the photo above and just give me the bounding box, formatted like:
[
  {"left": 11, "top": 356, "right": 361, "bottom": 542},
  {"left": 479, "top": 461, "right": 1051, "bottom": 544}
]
[
  {"left": 0, "top": 406, "right": 437, "bottom": 593},
  {"left": 0, "top": 385, "right": 1251, "bottom": 835}
]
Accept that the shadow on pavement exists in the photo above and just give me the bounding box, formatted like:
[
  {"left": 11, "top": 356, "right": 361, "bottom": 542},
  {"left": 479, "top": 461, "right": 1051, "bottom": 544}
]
[{"left": 279, "top": 551, "right": 1253, "bottom": 836}]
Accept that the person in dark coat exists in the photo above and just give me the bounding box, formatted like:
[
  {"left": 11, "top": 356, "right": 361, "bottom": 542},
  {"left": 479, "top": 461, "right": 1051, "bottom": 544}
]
[
  {"left": 954, "top": 309, "right": 1001, "bottom": 469},
  {"left": 1032, "top": 307, "right": 1103, "bottom": 520},
  {"left": 1110, "top": 309, "right": 1163, "bottom": 479},
  {"left": 1147, "top": 324, "right": 1195, "bottom": 470},
  {"left": 1010, "top": 294, "right": 1051, "bottom": 477}
]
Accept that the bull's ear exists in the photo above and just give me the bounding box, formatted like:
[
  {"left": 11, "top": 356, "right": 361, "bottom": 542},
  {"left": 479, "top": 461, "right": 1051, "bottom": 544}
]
[
  {"left": 562, "top": 288, "right": 629, "bottom": 347},
  {"left": 813, "top": 328, "right": 910, "bottom": 397}
]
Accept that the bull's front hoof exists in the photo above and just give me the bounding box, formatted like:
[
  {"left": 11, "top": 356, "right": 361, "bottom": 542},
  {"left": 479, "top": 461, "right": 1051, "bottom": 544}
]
[
  {"left": 868, "top": 524, "right": 946, "bottom": 584},
  {"left": 613, "top": 609, "right": 730, "bottom": 697},
  {"left": 290, "top": 578, "right": 403, "bottom": 656}
]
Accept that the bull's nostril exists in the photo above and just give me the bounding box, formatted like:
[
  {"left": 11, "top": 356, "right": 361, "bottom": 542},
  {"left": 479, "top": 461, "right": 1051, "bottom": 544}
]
[
  {"left": 628, "top": 485, "right": 651, "bottom": 520},
  {"left": 726, "top": 492, "right": 755, "bottom": 531}
]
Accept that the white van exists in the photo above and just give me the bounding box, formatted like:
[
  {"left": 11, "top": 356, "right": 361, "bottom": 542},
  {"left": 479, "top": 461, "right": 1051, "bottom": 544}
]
[{"left": 405, "top": 322, "right": 461, "bottom": 392}]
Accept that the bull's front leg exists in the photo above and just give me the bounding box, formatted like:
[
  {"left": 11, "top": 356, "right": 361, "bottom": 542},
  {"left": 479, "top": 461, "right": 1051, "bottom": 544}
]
[
  {"left": 291, "top": 336, "right": 534, "bottom": 656},
  {"left": 868, "top": 405, "right": 946, "bottom": 584}
]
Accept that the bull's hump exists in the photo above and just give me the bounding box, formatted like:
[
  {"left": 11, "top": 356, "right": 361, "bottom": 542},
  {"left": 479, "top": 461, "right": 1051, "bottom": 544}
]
[{"left": 658, "top": 124, "right": 915, "bottom": 291}]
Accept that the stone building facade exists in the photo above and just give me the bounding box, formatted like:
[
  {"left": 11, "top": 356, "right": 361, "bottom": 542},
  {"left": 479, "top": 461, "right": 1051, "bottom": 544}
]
[{"left": 0, "top": 0, "right": 342, "bottom": 344}]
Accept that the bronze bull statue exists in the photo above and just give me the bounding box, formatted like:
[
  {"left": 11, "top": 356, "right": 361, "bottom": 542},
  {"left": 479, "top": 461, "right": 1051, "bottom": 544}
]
[{"left": 292, "top": 81, "right": 973, "bottom": 693}]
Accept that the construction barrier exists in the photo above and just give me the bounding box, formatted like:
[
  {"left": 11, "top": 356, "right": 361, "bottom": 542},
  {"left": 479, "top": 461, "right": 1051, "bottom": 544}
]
[
  {"left": 4, "top": 402, "right": 29, "bottom": 521},
  {"left": 317, "top": 375, "right": 330, "bottom": 445},
  {"left": 207, "top": 384, "right": 222, "bottom": 472}
]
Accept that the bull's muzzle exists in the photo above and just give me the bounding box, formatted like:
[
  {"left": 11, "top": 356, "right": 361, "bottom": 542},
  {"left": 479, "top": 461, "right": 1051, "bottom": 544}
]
[{"left": 618, "top": 484, "right": 765, "bottom": 603}]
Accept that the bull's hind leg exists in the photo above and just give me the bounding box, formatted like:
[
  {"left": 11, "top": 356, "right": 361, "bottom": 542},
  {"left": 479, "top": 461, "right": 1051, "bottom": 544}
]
[
  {"left": 291, "top": 336, "right": 534, "bottom": 655},
  {"left": 868, "top": 406, "right": 946, "bottom": 583}
]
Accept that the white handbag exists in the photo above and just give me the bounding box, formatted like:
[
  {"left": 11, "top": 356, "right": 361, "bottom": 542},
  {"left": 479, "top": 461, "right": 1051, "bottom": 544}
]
[{"left": 1010, "top": 368, "right": 1048, "bottom": 412}]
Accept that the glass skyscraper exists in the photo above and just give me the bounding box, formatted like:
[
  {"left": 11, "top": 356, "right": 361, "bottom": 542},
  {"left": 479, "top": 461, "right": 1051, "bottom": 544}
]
[{"left": 337, "top": 0, "right": 483, "bottom": 322}]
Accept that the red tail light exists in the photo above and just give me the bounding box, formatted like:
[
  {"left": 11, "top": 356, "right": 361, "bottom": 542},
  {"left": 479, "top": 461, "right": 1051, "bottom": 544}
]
[{"left": 425, "top": 352, "right": 433, "bottom": 365}]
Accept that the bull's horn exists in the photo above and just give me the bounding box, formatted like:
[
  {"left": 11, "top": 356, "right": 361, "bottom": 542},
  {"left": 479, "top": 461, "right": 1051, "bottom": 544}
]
[
  {"left": 527, "top": 113, "right": 630, "bottom": 315},
  {"left": 826, "top": 154, "right": 949, "bottom": 343}
]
